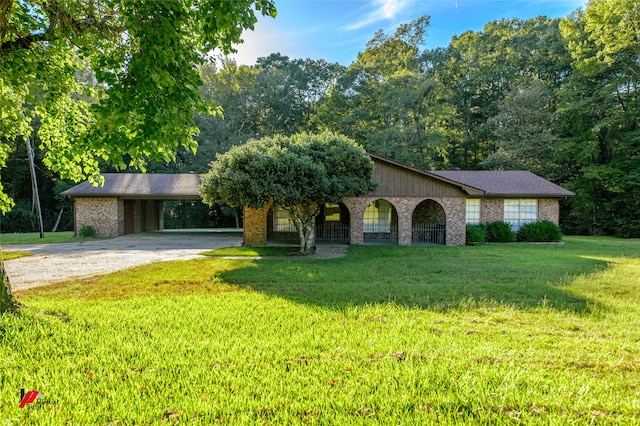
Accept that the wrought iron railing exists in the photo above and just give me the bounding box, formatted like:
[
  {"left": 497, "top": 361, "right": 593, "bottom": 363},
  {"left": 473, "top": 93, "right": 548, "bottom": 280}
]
[
  {"left": 363, "top": 222, "right": 398, "bottom": 244},
  {"left": 316, "top": 223, "right": 350, "bottom": 244},
  {"left": 412, "top": 224, "right": 445, "bottom": 245}
]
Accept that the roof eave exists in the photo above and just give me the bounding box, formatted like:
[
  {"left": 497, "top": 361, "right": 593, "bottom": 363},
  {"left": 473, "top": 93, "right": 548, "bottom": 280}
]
[{"left": 483, "top": 192, "right": 575, "bottom": 198}]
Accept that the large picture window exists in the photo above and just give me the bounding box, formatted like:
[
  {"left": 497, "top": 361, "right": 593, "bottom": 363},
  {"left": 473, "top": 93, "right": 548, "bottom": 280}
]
[
  {"left": 273, "top": 206, "right": 296, "bottom": 232},
  {"left": 466, "top": 199, "right": 481, "bottom": 225},
  {"left": 504, "top": 199, "right": 537, "bottom": 231}
]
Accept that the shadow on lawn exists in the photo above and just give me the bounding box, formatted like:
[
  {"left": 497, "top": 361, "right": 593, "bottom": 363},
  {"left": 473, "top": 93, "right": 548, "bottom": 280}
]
[{"left": 219, "top": 244, "right": 609, "bottom": 314}]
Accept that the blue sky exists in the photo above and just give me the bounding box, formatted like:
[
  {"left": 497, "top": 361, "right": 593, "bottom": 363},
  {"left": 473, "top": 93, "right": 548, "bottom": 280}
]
[{"left": 230, "top": 0, "right": 586, "bottom": 66}]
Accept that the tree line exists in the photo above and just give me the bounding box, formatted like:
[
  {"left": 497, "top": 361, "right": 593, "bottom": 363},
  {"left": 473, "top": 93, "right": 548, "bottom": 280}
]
[{"left": 2, "top": 0, "right": 638, "bottom": 236}]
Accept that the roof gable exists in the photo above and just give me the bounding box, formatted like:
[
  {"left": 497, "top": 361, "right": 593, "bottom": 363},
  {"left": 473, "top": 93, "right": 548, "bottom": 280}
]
[{"left": 368, "top": 153, "right": 485, "bottom": 196}]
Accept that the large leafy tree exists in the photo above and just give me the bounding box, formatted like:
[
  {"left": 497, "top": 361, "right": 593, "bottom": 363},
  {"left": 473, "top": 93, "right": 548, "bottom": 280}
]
[
  {"left": 559, "top": 0, "right": 640, "bottom": 236},
  {"left": 441, "top": 17, "right": 570, "bottom": 169},
  {"left": 316, "top": 16, "right": 450, "bottom": 170},
  {"left": 484, "top": 79, "right": 561, "bottom": 179},
  {"left": 199, "top": 132, "right": 377, "bottom": 254},
  {"left": 0, "top": 0, "right": 276, "bottom": 213}
]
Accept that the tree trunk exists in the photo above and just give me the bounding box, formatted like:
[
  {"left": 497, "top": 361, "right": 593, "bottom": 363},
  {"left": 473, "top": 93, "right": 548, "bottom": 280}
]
[
  {"left": 284, "top": 203, "right": 320, "bottom": 255},
  {"left": 52, "top": 207, "right": 64, "bottom": 232},
  {"left": 1, "top": 252, "right": 16, "bottom": 314},
  {"left": 297, "top": 220, "right": 316, "bottom": 254}
]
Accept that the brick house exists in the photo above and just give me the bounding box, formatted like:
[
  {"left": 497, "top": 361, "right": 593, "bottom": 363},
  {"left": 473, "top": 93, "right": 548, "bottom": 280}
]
[
  {"left": 63, "top": 153, "right": 573, "bottom": 245},
  {"left": 244, "top": 153, "right": 573, "bottom": 247}
]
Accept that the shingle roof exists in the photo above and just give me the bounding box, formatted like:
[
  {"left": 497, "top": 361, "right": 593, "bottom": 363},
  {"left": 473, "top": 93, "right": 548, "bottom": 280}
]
[
  {"left": 61, "top": 173, "right": 202, "bottom": 199},
  {"left": 61, "top": 165, "right": 573, "bottom": 201},
  {"left": 431, "top": 170, "right": 574, "bottom": 197}
]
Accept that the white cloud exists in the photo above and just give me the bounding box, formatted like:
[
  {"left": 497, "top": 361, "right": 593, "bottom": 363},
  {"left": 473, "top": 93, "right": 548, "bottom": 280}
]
[
  {"left": 227, "top": 19, "right": 303, "bottom": 66},
  {"left": 345, "top": 0, "right": 410, "bottom": 31}
]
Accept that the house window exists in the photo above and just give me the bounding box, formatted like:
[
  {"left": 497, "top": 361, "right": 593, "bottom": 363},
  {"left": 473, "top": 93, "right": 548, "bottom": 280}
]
[
  {"left": 504, "top": 199, "right": 537, "bottom": 231},
  {"left": 324, "top": 203, "right": 341, "bottom": 222},
  {"left": 273, "top": 206, "right": 296, "bottom": 232},
  {"left": 364, "top": 199, "right": 392, "bottom": 233},
  {"left": 466, "top": 199, "right": 481, "bottom": 225}
]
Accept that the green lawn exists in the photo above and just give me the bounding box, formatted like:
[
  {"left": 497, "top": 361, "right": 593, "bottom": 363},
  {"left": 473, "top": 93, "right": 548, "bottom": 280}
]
[
  {"left": 0, "top": 251, "right": 32, "bottom": 261},
  {"left": 0, "top": 231, "right": 79, "bottom": 245},
  {"left": 203, "top": 246, "right": 301, "bottom": 257},
  {"left": 2, "top": 236, "right": 639, "bottom": 424}
]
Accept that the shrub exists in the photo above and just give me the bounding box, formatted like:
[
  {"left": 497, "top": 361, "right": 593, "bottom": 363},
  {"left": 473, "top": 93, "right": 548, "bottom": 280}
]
[
  {"left": 485, "top": 221, "right": 515, "bottom": 243},
  {"left": 79, "top": 225, "right": 96, "bottom": 238},
  {"left": 517, "top": 220, "right": 563, "bottom": 242},
  {"left": 466, "top": 224, "right": 486, "bottom": 245}
]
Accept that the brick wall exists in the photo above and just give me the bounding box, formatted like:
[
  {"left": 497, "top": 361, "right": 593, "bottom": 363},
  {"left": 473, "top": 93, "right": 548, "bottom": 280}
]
[
  {"left": 74, "top": 197, "right": 121, "bottom": 237},
  {"left": 243, "top": 201, "right": 272, "bottom": 246},
  {"left": 343, "top": 196, "right": 466, "bottom": 246},
  {"left": 480, "top": 198, "right": 561, "bottom": 226},
  {"left": 538, "top": 198, "right": 560, "bottom": 224},
  {"left": 481, "top": 198, "right": 503, "bottom": 223}
]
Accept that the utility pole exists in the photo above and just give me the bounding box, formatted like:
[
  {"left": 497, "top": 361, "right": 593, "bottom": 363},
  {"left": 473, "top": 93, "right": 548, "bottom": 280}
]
[{"left": 26, "top": 134, "right": 44, "bottom": 239}]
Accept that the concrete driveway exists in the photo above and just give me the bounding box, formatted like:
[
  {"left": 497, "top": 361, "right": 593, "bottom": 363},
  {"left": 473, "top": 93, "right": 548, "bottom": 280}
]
[{"left": 3, "top": 230, "right": 243, "bottom": 291}]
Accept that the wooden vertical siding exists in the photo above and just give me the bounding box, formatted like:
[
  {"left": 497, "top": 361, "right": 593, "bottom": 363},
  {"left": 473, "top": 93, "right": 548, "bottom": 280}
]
[{"left": 370, "top": 161, "right": 468, "bottom": 198}]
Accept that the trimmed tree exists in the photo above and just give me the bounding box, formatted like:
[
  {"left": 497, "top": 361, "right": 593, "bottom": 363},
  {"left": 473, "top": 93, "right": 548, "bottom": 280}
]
[{"left": 200, "top": 132, "right": 378, "bottom": 254}]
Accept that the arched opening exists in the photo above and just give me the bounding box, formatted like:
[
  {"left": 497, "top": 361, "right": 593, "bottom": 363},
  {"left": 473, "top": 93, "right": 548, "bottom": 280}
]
[
  {"left": 363, "top": 199, "right": 398, "bottom": 245},
  {"left": 316, "top": 202, "right": 350, "bottom": 244},
  {"left": 412, "top": 199, "right": 446, "bottom": 245},
  {"left": 267, "top": 203, "right": 351, "bottom": 244}
]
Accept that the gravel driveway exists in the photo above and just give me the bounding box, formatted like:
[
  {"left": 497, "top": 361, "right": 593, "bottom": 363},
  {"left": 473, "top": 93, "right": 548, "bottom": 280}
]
[{"left": 3, "top": 231, "right": 243, "bottom": 291}]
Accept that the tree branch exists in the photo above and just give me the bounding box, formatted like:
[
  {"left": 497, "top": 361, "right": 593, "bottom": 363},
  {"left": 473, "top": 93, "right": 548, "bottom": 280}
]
[{"left": 0, "top": 0, "right": 122, "bottom": 56}]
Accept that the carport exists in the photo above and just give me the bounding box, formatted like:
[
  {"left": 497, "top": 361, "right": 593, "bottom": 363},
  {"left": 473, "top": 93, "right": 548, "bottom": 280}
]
[{"left": 62, "top": 174, "right": 203, "bottom": 237}]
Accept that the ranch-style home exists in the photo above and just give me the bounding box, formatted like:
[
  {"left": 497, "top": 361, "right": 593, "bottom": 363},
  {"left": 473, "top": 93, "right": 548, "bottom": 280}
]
[{"left": 63, "top": 153, "right": 574, "bottom": 246}]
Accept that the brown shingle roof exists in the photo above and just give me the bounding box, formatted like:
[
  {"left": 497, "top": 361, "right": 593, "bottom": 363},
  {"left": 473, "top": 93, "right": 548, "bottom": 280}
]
[
  {"left": 61, "top": 173, "right": 202, "bottom": 199},
  {"left": 431, "top": 170, "right": 574, "bottom": 197}
]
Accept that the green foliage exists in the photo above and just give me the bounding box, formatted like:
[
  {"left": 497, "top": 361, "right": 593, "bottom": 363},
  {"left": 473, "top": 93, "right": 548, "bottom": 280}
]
[
  {"left": 316, "top": 16, "right": 451, "bottom": 171},
  {"left": 485, "top": 79, "right": 561, "bottom": 179},
  {"left": 0, "top": 201, "right": 35, "bottom": 233},
  {"left": 78, "top": 225, "right": 96, "bottom": 238},
  {"left": 0, "top": 0, "right": 277, "bottom": 212},
  {"left": 3, "top": 1, "right": 638, "bottom": 239},
  {"left": 3, "top": 237, "right": 640, "bottom": 422},
  {"left": 517, "top": 220, "right": 563, "bottom": 242},
  {"left": 200, "top": 132, "right": 377, "bottom": 253},
  {"left": 465, "top": 224, "right": 486, "bottom": 245},
  {"left": 485, "top": 221, "right": 516, "bottom": 243},
  {"left": 557, "top": 0, "right": 640, "bottom": 236}
]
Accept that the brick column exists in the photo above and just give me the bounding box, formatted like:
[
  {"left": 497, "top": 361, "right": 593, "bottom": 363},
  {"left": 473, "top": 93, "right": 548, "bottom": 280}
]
[
  {"left": 441, "top": 198, "right": 466, "bottom": 246},
  {"left": 343, "top": 197, "right": 370, "bottom": 245},
  {"left": 243, "top": 201, "right": 272, "bottom": 246}
]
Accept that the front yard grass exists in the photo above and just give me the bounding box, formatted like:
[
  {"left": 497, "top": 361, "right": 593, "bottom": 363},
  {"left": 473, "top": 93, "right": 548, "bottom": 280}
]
[
  {"left": 203, "top": 246, "right": 300, "bottom": 257},
  {"left": 2, "top": 236, "right": 639, "bottom": 424},
  {"left": 0, "top": 251, "right": 32, "bottom": 261},
  {"left": 1, "top": 232, "right": 78, "bottom": 245}
]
